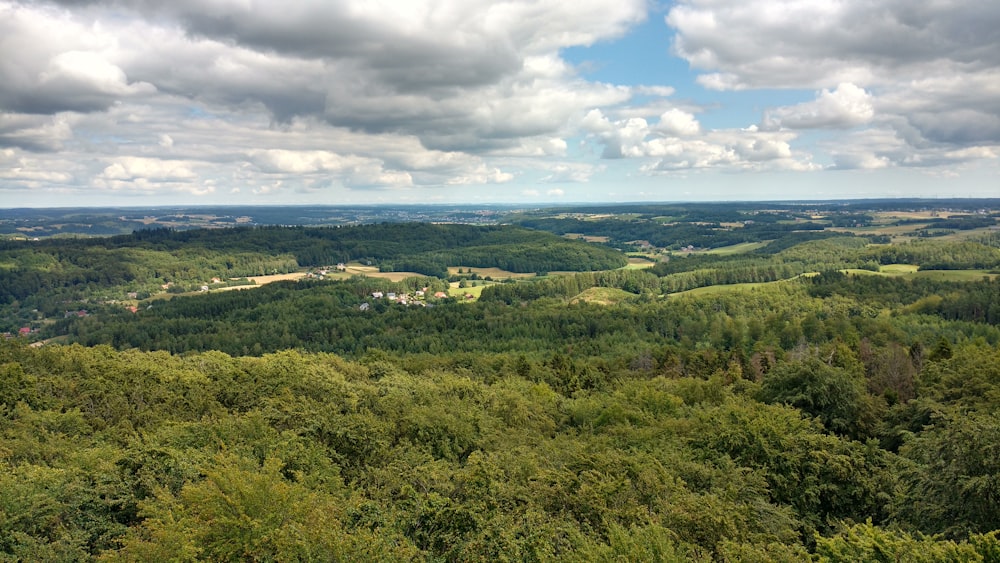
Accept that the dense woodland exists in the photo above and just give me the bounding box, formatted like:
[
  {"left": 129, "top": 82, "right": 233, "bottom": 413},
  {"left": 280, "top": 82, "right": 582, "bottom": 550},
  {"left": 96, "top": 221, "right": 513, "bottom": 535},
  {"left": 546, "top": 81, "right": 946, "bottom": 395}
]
[{"left": 2, "top": 204, "right": 1000, "bottom": 561}]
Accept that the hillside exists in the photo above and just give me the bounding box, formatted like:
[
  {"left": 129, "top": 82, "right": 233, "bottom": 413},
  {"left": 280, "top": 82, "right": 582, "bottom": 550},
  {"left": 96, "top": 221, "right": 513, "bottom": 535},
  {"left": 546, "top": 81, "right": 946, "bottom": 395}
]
[{"left": 2, "top": 202, "right": 1000, "bottom": 560}]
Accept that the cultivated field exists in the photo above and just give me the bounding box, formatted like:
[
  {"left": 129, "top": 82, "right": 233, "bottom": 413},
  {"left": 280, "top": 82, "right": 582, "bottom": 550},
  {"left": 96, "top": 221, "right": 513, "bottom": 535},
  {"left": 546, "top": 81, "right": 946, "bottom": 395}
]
[
  {"left": 625, "top": 257, "right": 657, "bottom": 269},
  {"left": 447, "top": 266, "right": 536, "bottom": 279},
  {"left": 247, "top": 272, "right": 308, "bottom": 284}
]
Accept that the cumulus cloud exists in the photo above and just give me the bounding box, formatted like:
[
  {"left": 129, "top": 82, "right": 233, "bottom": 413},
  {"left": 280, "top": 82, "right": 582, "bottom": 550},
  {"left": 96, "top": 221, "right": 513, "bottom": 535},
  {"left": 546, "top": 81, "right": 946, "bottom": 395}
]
[
  {"left": 667, "top": 1, "right": 1000, "bottom": 90},
  {"left": 101, "top": 157, "right": 197, "bottom": 182},
  {"left": 0, "top": 0, "right": 649, "bottom": 199},
  {"left": 0, "top": 0, "right": 996, "bottom": 203},
  {"left": 0, "top": 150, "right": 75, "bottom": 185},
  {"left": 0, "top": 3, "right": 154, "bottom": 114},
  {"left": 0, "top": 113, "right": 75, "bottom": 151},
  {"left": 583, "top": 108, "right": 814, "bottom": 172},
  {"left": 247, "top": 149, "right": 414, "bottom": 188},
  {"left": 827, "top": 127, "right": 998, "bottom": 170},
  {"left": 764, "top": 83, "right": 874, "bottom": 130},
  {"left": 655, "top": 109, "right": 701, "bottom": 136},
  {"left": 667, "top": 0, "right": 1000, "bottom": 159}
]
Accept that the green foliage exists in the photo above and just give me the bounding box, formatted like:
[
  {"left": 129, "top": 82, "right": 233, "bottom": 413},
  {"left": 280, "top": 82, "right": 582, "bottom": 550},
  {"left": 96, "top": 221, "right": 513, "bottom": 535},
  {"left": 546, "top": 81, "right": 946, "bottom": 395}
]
[
  {"left": 757, "top": 356, "right": 880, "bottom": 439},
  {"left": 4, "top": 204, "right": 1000, "bottom": 559},
  {"left": 895, "top": 410, "right": 1000, "bottom": 537},
  {"left": 815, "top": 521, "right": 997, "bottom": 562},
  {"left": 1, "top": 328, "right": 998, "bottom": 559}
]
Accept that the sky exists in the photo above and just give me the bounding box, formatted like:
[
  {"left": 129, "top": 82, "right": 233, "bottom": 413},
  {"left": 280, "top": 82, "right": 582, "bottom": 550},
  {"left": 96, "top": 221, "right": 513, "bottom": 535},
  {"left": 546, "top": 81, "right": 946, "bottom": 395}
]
[{"left": 1, "top": 0, "right": 998, "bottom": 207}]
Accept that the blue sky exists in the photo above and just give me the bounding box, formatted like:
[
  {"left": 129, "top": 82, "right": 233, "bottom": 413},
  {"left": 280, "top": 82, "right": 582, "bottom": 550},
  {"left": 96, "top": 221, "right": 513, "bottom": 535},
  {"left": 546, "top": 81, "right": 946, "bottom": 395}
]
[{"left": 1, "top": 0, "right": 997, "bottom": 207}]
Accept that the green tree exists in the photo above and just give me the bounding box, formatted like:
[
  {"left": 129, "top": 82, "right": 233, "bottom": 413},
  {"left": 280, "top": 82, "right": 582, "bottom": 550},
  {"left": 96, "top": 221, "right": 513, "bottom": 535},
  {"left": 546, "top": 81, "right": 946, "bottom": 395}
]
[
  {"left": 895, "top": 411, "right": 1000, "bottom": 537},
  {"left": 757, "top": 357, "right": 879, "bottom": 439}
]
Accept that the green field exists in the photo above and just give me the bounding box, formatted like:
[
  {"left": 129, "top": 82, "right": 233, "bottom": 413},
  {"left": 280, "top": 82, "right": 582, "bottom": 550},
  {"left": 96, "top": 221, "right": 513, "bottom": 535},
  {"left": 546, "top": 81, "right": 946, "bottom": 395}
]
[
  {"left": 448, "top": 282, "right": 492, "bottom": 300},
  {"left": 842, "top": 264, "right": 996, "bottom": 282},
  {"left": 880, "top": 264, "right": 920, "bottom": 274},
  {"left": 570, "top": 286, "right": 637, "bottom": 305},
  {"left": 913, "top": 269, "right": 997, "bottom": 281},
  {"left": 701, "top": 241, "right": 769, "bottom": 255},
  {"left": 669, "top": 280, "right": 774, "bottom": 297},
  {"left": 624, "top": 256, "right": 658, "bottom": 269}
]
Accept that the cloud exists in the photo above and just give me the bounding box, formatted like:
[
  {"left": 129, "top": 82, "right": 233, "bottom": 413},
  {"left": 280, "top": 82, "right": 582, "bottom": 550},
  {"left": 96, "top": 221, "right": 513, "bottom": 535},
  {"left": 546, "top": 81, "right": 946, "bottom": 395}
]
[
  {"left": 584, "top": 109, "right": 814, "bottom": 172},
  {"left": 247, "top": 149, "right": 414, "bottom": 188},
  {"left": 667, "top": 0, "right": 1000, "bottom": 170},
  {"left": 0, "top": 150, "right": 75, "bottom": 185},
  {"left": 0, "top": 0, "right": 996, "bottom": 204},
  {"left": 667, "top": 1, "right": 1000, "bottom": 90},
  {"left": 101, "top": 157, "right": 197, "bottom": 181},
  {"left": 827, "top": 127, "right": 998, "bottom": 170},
  {"left": 0, "top": 3, "right": 154, "bottom": 114},
  {"left": 655, "top": 109, "right": 701, "bottom": 136},
  {"left": 764, "top": 83, "right": 874, "bottom": 130},
  {"left": 539, "top": 163, "right": 596, "bottom": 183},
  {"left": 0, "top": 113, "right": 75, "bottom": 151}
]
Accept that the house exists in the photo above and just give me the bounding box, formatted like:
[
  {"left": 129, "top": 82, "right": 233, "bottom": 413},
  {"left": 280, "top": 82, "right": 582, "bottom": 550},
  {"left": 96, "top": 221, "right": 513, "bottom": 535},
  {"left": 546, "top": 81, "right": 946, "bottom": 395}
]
[
  {"left": 372, "top": 291, "right": 384, "bottom": 299},
  {"left": 336, "top": 263, "right": 347, "bottom": 271},
  {"left": 359, "top": 303, "right": 370, "bottom": 311},
  {"left": 18, "top": 327, "right": 31, "bottom": 336},
  {"left": 127, "top": 292, "right": 138, "bottom": 299},
  {"left": 415, "top": 290, "right": 425, "bottom": 297},
  {"left": 126, "top": 306, "right": 139, "bottom": 313},
  {"left": 386, "top": 292, "right": 396, "bottom": 299},
  {"left": 434, "top": 291, "right": 448, "bottom": 299}
]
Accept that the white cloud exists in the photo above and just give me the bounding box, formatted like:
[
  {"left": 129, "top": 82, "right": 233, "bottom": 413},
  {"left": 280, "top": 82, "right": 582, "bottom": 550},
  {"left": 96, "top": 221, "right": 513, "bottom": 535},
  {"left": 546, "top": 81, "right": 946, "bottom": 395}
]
[
  {"left": 539, "top": 162, "right": 596, "bottom": 183},
  {"left": 101, "top": 157, "right": 197, "bottom": 181},
  {"left": 445, "top": 164, "right": 515, "bottom": 185},
  {"left": 667, "top": 0, "right": 1000, "bottom": 173},
  {"left": 585, "top": 110, "right": 814, "bottom": 172},
  {"left": 634, "top": 85, "right": 676, "bottom": 97},
  {"left": 0, "top": 0, "right": 996, "bottom": 204},
  {"left": 764, "top": 83, "right": 874, "bottom": 130},
  {"left": 0, "top": 150, "right": 74, "bottom": 184},
  {"left": 655, "top": 109, "right": 701, "bottom": 136}
]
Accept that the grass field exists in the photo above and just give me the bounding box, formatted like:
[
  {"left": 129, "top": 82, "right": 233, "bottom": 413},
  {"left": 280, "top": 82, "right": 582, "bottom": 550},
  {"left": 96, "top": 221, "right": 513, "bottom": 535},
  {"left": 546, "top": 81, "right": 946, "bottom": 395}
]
[
  {"left": 570, "top": 286, "right": 637, "bottom": 305},
  {"left": 913, "top": 270, "right": 997, "bottom": 281},
  {"left": 669, "top": 274, "right": 816, "bottom": 297},
  {"left": 447, "top": 282, "right": 491, "bottom": 300},
  {"left": 625, "top": 257, "right": 657, "bottom": 269},
  {"left": 333, "top": 264, "right": 426, "bottom": 282},
  {"left": 880, "top": 264, "right": 920, "bottom": 274},
  {"left": 214, "top": 272, "right": 308, "bottom": 290},
  {"left": 701, "top": 242, "right": 769, "bottom": 255},
  {"left": 562, "top": 233, "right": 610, "bottom": 243},
  {"left": 841, "top": 265, "right": 996, "bottom": 281},
  {"left": 670, "top": 281, "right": 774, "bottom": 297},
  {"left": 447, "top": 266, "right": 536, "bottom": 279}
]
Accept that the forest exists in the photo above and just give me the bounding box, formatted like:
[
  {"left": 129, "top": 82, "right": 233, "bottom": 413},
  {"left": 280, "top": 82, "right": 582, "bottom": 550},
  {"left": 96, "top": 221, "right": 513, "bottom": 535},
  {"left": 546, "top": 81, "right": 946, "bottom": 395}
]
[{"left": 2, "top": 202, "right": 1000, "bottom": 561}]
